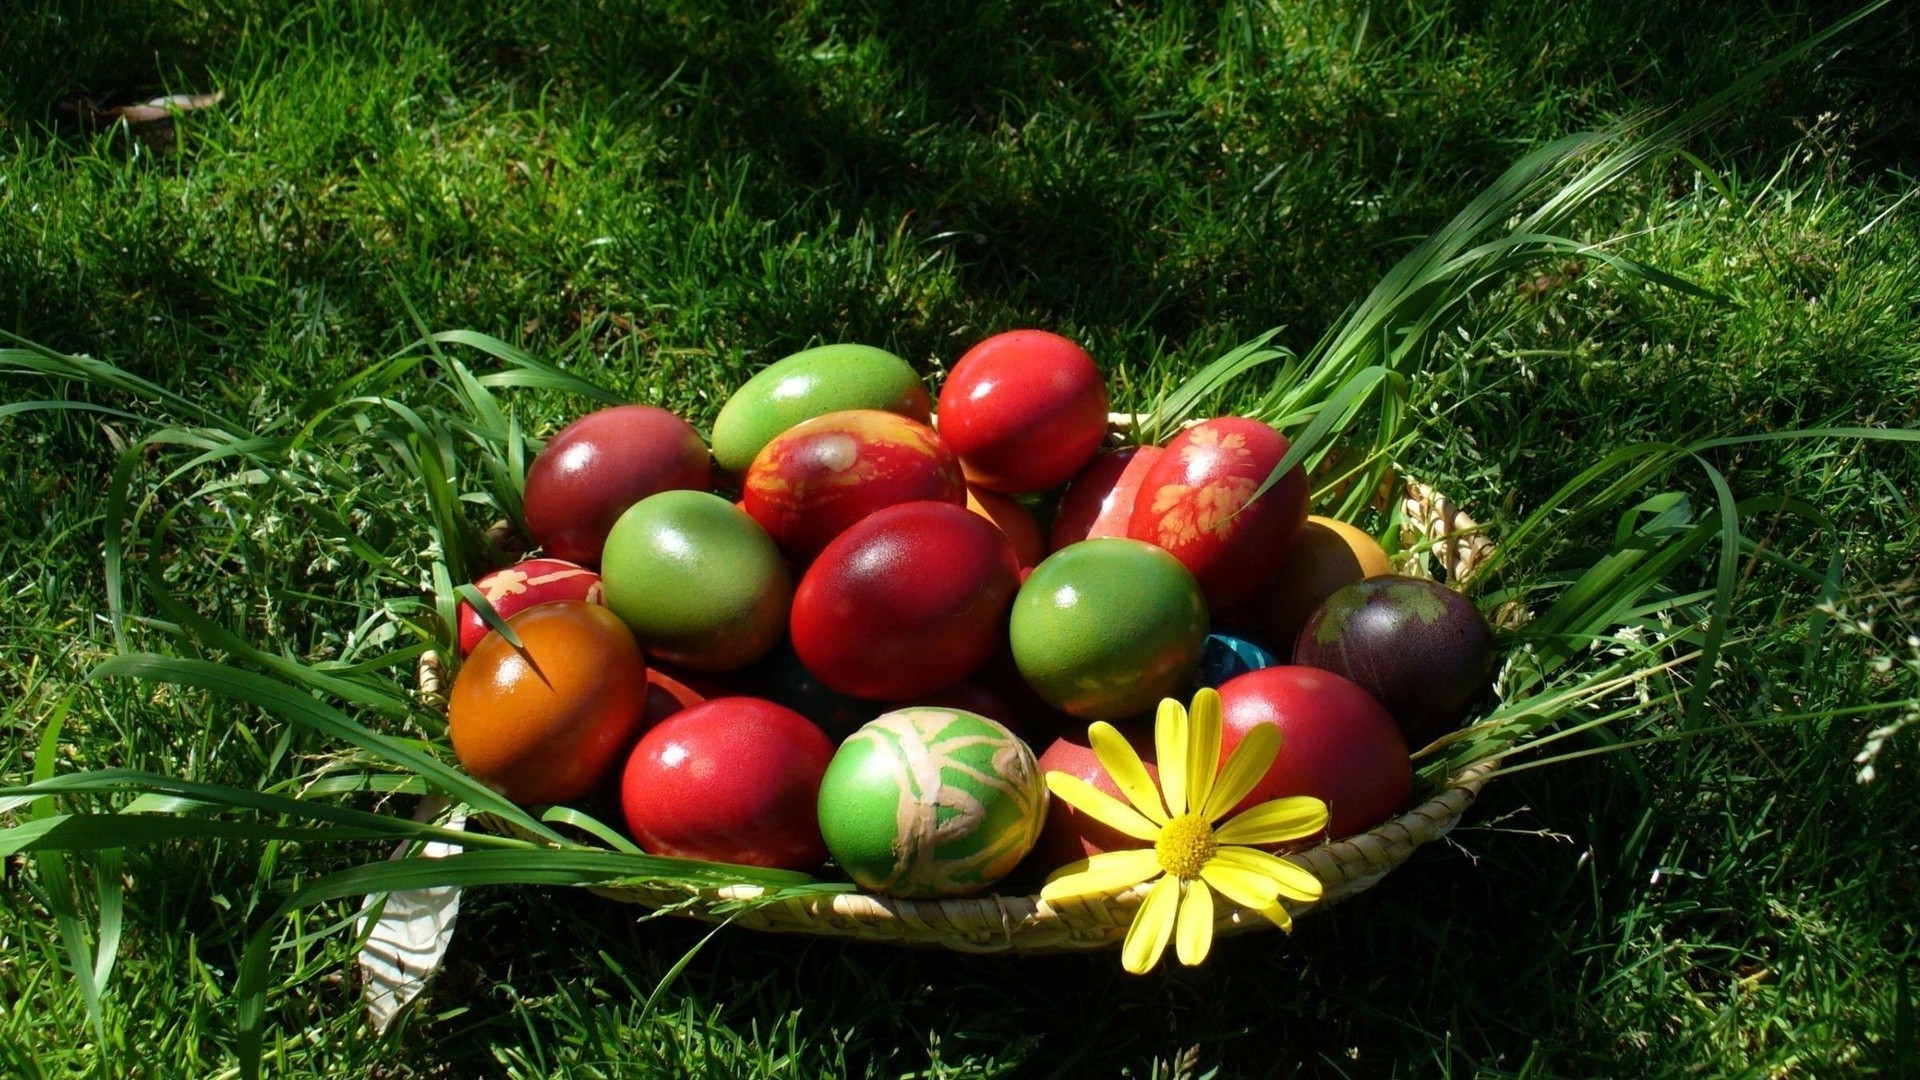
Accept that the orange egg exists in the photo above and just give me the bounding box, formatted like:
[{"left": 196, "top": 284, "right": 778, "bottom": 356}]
[
  {"left": 449, "top": 601, "right": 648, "bottom": 805},
  {"left": 1227, "top": 515, "right": 1393, "bottom": 653},
  {"left": 965, "top": 485, "right": 1047, "bottom": 571}
]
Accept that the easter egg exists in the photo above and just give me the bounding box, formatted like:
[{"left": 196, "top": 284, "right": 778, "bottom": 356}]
[
  {"left": 742, "top": 410, "right": 965, "bottom": 563},
  {"left": 817, "top": 708, "right": 1047, "bottom": 897},
  {"left": 620, "top": 698, "right": 834, "bottom": 869},
  {"left": 600, "top": 491, "right": 791, "bottom": 671},
  {"left": 1192, "top": 632, "right": 1278, "bottom": 688},
  {"left": 1010, "top": 538, "right": 1209, "bottom": 721},
  {"left": 936, "top": 330, "right": 1109, "bottom": 494},
  {"left": 1128, "top": 417, "right": 1308, "bottom": 608},
  {"left": 712, "top": 344, "right": 931, "bottom": 475},
  {"left": 1225, "top": 516, "right": 1393, "bottom": 652},
  {"left": 642, "top": 663, "right": 734, "bottom": 728},
  {"left": 1293, "top": 575, "right": 1495, "bottom": 745},
  {"left": 1027, "top": 723, "right": 1158, "bottom": 872},
  {"left": 456, "top": 558, "right": 604, "bottom": 657},
  {"left": 1216, "top": 665, "right": 1410, "bottom": 844},
  {"left": 965, "top": 485, "right": 1046, "bottom": 572},
  {"left": 523, "top": 405, "right": 710, "bottom": 565},
  {"left": 1048, "top": 445, "right": 1163, "bottom": 551},
  {"left": 791, "top": 501, "right": 1021, "bottom": 700},
  {"left": 448, "top": 602, "right": 648, "bottom": 806}
]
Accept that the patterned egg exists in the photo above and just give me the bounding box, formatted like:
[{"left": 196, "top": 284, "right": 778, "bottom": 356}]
[
  {"left": 742, "top": 409, "right": 965, "bottom": 563},
  {"left": 456, "top": 558, "right": 604, "bottom": 657},
  {"left": 1127, "top": 417, "right": 1308, "bottom": 608},
  {"left": 818, "top": 708, "right": 1047, "bottom": 897}
]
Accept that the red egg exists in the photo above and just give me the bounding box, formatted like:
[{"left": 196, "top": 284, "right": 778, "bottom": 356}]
[
  {"left": 619, "top": 697, "right": 835, "bottom": 869},
  {"left": 456, "top": 558, "right": 605, "bottom": 657},
  {"left": 790, "top": 501, "right": 1021, "bottom": 700},
  {"left": 1048, "top": 446, "right": 1163, "bottom": 551},
  {"left": 1215, "top": 665, "right": 1410, "bottom": 845},
  {"left": 523, "top": 405, "right": 711, "bottom": 565},
  {"left": 742, "top": 410, "right": 966, "bottom": 563},
  {"left": 642, "top": 662, "right": 737, "bottom": 728},
  {"left": 936, "top": 330, "right": 1109, "bottom": 494},
  {"left": 1127, "top": 418, "right": 1308, "bottom": 608},
  {"left": 1027, "top": 724, "right": 1159, "bottom": 873}
]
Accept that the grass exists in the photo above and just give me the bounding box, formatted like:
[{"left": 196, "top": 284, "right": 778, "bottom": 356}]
[{"left": 3, "top": 0, "right": 1919, "bottom": 1076}]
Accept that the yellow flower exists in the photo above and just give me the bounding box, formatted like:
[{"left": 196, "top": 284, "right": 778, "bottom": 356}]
[{"left": 1040, "top": 688, "right": 1329, "bottom": 974}]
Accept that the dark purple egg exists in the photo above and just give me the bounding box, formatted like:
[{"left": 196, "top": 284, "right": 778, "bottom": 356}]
[{"left": 1292, "top": 575, "right": 1495, "bottom": 747}]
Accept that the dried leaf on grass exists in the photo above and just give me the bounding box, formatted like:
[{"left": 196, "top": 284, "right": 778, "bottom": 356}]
[{"left": 61, "top": 91, "right": 224, "bottom": 128}]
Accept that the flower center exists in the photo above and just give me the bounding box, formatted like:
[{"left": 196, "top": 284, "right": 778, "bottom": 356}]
[{"left": 1154, "top": 813, "right": 1218, "bottom": 880}]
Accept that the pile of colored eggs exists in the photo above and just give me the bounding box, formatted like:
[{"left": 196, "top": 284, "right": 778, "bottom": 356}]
[{"left": 444, "top": 331, "right": 1495, "bottom": 898}]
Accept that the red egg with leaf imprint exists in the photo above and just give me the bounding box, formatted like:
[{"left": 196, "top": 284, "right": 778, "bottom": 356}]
[
  {"left": 790, "top": 501, "right": 1021, "bottom": 700},
  {"left": 523, "top": 405, "right": 711, "bottom": 566},
  {"left": 456, "top": 558, "right": 605, "bottom": 657},
  {"left": 936, "top": 330, "right": 1109, "bottom": 494},
  {"left": 743, "top": 410, "right": 966, "bottom": 563},
  {"left": 1048, "top": 446, "right": 1164, "bottom": 551},
  {"left": 620, "top": 697, "right": 834, "bottom": 869},
  {"left": 1127, "top": 418, "right": 1307, "bottom": 608}
]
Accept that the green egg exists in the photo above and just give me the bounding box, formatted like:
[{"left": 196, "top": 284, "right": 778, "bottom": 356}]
[
  {"left": 711, "top": 344, "right": 931, "bottom": 474},
  {"left": 1010, "top": 538, "right": 1209, "bottom": 721},
  {"left": 817, "top": 708, "right": 1047, "bottom": 898},
  {"left": 599, "top": 490, "right": 791, "bottom": 671}
]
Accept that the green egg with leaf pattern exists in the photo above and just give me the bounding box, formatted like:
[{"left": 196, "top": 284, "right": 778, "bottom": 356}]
[{"left": 817, "top": 708, "right": 1047, "bottom": 898}]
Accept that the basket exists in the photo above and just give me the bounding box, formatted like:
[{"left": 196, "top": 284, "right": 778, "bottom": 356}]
[{"left": 420, "top": 477, "right": 1499, "bottom": 953}]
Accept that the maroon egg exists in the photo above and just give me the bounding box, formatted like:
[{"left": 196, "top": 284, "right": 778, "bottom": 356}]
[
  {"left": 742, "top": 409, "right": 966, "bottom": 563},
  {"left": 1292, "top": 575, "right": 1496, "bottom": 746},
  {"left": 523, "top": 405, "right": 711, "bottom": 565},
  {"left": 1127, "top": 417, "right": 1307, "bottom": 608},
  {"left": 619, "top": 697, "right": 835, "bottom": 869},
  {"left": 936, "top": 330, "right": 1109, "bottom": 494},
  {"left": 1048, "top": 446, "right": 1164, "bottom": 552},
  {"left": 1026, "top": 724, "right": 1159, "bottom": 874},
  {"left": 1216, "top": 665, "right": 1410, "bottom": 846},
  {"left": 641, "top": 663, "right": 736, "bottom": 728},
  {"left": 790, "top": 501, "right": 1021, "bottom": 701},
  {"left": 456, "top": 558, "right": 605, "bottom": 657}
]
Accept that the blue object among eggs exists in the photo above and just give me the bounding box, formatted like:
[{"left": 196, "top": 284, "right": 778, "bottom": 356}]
[{"left": 1193, "top": 632, "right": 1279, "bottom": 688}]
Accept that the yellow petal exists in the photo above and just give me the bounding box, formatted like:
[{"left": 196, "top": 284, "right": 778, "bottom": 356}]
[
  {"left": 1040, "top": 849, "right": 1164, "bottom": 902},
  {"left": 1121, "top": 874, "right": 1180, "bottom": 974},
  {"left": 1197, "top": 861, "right": 1283, "bottom": 911},
  {"left": 1155, "top": 697, "right": 1188, "bottom": 816},
  {"left": 1185, "top": 688, "right": 1224, "bottom": 816},
  {"left": 1200, "top": 721, "right": 1279, "bottom": 822},
  {"left": 1175, "top": 879, "right": 1215, "bottom": 966},
  {"left": 1213, "top": 795, "right": 1329, "bottom": 847},
  {"left": 1044, "top": 773, "right": 1162, "bottom": 842},
  {"left": 1257, "top": 901, "right": 1295, "bottom": 932},
  {"left": 1212, "top": 846, "right": 1323, "bottom": 902},
  {"left": 1088, "top": 722, "right": 1167, "bottom": 824}
]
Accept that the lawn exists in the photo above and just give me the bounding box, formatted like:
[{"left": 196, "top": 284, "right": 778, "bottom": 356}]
[{"left": 3, "top": 1, "right": 1918, "bottom": 1076}]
